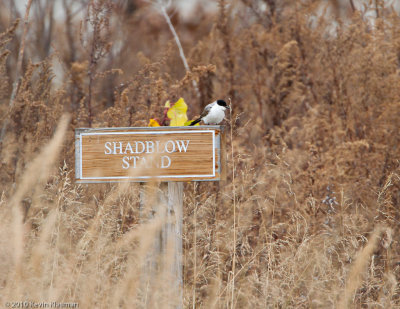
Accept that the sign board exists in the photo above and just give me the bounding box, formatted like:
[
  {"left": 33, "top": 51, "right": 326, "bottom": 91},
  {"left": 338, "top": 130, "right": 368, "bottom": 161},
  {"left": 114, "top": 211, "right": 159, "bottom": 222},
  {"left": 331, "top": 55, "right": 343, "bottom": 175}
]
[{"left": 75, "top": 126, "right": 226, "bottom": 183}]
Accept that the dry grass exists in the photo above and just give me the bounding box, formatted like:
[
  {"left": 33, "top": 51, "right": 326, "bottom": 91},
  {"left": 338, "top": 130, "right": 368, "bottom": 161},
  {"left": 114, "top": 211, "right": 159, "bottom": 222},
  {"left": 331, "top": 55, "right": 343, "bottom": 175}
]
[{"left": 0, "top": 0, "right": 399, "bottom": 308}]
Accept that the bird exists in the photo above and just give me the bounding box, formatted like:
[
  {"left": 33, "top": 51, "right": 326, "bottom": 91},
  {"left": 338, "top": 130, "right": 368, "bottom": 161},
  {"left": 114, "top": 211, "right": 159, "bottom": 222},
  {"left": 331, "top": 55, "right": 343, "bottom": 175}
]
[{"left": 189, "top": 100, "right": 229, "bottom": 126}]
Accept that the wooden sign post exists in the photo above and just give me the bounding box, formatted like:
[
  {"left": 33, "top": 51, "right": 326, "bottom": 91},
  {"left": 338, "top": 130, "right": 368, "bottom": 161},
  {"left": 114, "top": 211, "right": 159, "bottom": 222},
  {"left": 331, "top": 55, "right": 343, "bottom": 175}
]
[{"left": 75, "top": 126, "right": 226, "bottom": 307}]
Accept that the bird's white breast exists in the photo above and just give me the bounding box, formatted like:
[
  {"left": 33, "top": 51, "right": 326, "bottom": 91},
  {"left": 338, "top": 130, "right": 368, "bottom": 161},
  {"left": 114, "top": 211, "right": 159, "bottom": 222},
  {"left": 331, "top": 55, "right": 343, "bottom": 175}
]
[{"left": 203, "top": 104, "right": 226, "bottom": 125}]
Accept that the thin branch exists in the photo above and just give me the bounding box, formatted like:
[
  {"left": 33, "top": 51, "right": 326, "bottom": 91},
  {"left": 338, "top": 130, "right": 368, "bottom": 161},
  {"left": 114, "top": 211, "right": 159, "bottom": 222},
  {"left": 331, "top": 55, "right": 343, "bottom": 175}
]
[
  {"left": 160, "top": 6, "right": 189, "bottom": 73},
  {"left": 0, "top": 0, "right": 33, "bottom": 147},
  {"left": 349, "top": 0, "right": 355, "bottom": 12},
  {"left": 192, "top": 182, "right": 198, "bottom": 309},
  {"left": 86, "top": 0, "right": 98, "bottom": 127},
  {"left": 44, "top": 0, "right": 55, "bottom": 57},
  {"left": 62, "top": 0, "right": 76, "bottom": 63},
  {"left": 214, "top": 245, "right": 269, "bottom": 306},
  {"left": 374, "top": 0, "right": 379, "bottom": 18},
  {"left": 10, "top": 0, "right": 32, "bottom": 103},
  {"left": 229, "top": 98, "right": 236, "bottom": 309},
  {"left": 85, "top": 0, "right": 112, "bottom": 127},
  {"left": 157, "top": 2, "right": 200, "bottom": 98}
]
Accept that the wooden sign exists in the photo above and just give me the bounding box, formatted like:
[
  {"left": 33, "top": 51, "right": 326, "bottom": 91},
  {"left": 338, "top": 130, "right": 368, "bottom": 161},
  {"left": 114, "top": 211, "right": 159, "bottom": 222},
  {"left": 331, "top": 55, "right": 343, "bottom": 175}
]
[{"left": 75, "top": 126, "right": 226, "bottom": 183}]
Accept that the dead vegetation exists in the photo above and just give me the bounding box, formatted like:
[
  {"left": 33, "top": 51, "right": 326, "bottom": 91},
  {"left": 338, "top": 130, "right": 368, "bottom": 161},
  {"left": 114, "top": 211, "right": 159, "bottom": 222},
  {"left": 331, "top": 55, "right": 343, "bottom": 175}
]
[{"left": 0, "top": 0, "right": 399, "bottom": 308}]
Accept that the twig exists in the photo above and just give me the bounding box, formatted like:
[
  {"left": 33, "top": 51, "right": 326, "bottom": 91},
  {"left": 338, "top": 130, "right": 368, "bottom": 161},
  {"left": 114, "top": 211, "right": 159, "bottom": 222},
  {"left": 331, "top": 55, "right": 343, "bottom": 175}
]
[
  {"left": 84, "top": 0, "right": 112, "bottom": 127},
  {"left": 10, "top": 0, "right": 32, "bottom": 102},
  {"left": 43, "top": 0, "right": 55, "bottom": 57},
  {"left": 374, "top": 0, "right": 379, "bottom": 18},
  {"left": 349, "top": 0, "right": 355, "bottom": 12},
  {"left": 0, "top": 0, "right": 33, "bottom": 148},
  {"left": 218, "top": 0, "right": 235, "bottom": 102},
  {"left": 338, "top": 227, "right": 383, "bottom": 308},
  {"left": 160, "top": 6, "right": 189, "bottom": 73},
  {"left": 215, "top": 245, "right": 268, "bottom": 306},
  {"left": 86, "top": 0, "right": 99, "bottom": 127},
  {"left": 156, "top": 1, "right": 200, "bottom": 98},
  {"left": 192, "top": 182, "right": 198, "bottom": 309},
  {"left": 229, "top": 98, "right": 236, "bottom": 309},
  {"left": 62, "top": 0, "right": 76, "bottom": 63}
]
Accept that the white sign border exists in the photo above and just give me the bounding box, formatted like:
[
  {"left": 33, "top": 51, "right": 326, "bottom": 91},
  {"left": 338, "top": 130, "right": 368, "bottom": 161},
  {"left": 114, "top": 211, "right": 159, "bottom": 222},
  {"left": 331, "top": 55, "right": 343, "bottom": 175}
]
[{"left": 78, "top": 130, "right": 216, "bottom": 180}]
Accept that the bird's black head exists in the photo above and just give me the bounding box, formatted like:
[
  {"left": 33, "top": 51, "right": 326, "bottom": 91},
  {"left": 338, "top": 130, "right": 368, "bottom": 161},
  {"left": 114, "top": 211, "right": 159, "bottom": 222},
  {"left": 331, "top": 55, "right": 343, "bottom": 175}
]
[{"left": 217, "top": 100, "right": 229, "bottom": 108}]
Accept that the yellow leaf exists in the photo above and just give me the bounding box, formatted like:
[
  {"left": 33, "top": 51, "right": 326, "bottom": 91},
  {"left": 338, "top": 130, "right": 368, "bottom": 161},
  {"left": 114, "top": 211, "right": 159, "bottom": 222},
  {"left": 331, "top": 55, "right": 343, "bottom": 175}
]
[
  {"left": 148, "top": 119, "right": 161, "bottom": 127},
  {"left": 165, "top": 100, "right": 171, "bottom": 108},
  {"left": 167, "top": 98, "right": 188, "bottom": 126}
]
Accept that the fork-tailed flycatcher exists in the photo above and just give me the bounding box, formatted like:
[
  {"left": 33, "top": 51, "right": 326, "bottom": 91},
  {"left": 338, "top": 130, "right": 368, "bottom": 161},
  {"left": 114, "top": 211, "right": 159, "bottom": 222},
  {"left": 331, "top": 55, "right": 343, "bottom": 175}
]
[{"left": 189, "top": 100, "right": 229, "bottom": 126}]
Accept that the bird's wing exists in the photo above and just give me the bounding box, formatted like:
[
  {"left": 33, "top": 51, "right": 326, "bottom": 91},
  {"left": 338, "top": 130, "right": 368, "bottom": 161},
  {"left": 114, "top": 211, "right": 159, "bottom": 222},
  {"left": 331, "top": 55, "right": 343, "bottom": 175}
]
[{"left": 200, "top": 102, "right": 214, "bottom": 118}]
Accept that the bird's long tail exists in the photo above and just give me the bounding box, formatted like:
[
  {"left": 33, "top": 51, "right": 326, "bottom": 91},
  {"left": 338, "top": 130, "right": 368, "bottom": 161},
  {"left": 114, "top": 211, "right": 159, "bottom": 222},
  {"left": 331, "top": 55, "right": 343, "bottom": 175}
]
[{"left": 189, "top": 118, "right": 202, "bottom": 126}]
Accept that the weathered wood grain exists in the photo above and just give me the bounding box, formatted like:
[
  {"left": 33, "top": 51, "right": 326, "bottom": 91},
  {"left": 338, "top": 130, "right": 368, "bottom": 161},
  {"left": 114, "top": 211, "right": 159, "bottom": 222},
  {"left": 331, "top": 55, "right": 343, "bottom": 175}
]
[{"left": 75, "top": 126, "right": 225, "bottom": 183}]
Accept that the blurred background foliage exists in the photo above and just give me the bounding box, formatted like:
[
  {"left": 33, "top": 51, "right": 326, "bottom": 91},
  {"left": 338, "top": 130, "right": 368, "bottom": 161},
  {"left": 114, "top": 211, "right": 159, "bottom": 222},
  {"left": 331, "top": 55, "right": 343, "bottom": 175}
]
[{"left": 0, "top": 0, "right": 400, "bottom": 307}]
